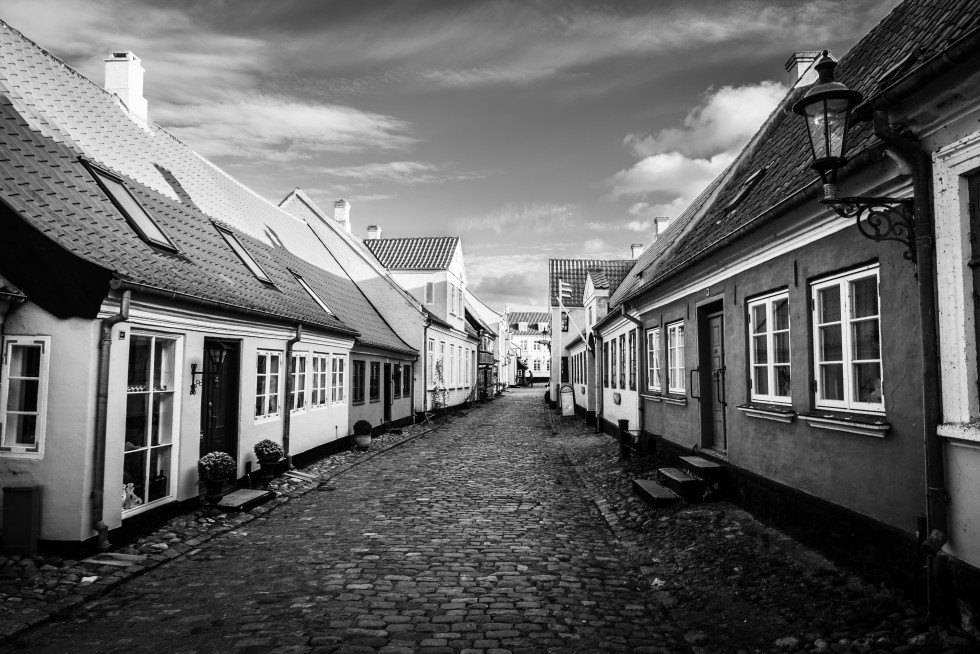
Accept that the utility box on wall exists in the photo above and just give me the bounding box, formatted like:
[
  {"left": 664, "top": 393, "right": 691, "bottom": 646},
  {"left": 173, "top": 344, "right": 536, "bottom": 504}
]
[{"left": 2, "top": 486, "right": 40, "bottom": 556}]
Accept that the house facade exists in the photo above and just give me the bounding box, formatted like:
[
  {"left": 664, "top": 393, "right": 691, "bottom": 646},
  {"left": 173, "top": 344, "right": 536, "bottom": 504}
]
[{"left": 507, "top": 311, "right": 551, "bottom": 385}]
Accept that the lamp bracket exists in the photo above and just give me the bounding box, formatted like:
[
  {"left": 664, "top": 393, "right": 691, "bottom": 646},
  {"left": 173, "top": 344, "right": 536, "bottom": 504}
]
[{"left": 822, "top": 196, "right": 916, "bottom": 266}]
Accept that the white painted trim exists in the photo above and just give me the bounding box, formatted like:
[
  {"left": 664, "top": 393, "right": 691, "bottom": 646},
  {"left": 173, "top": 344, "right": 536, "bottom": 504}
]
[
  {"left": 938, "top": 422, "right": 980, "bottom": 444},
  {"left": 933, "top": 130, "right": 980, "bottom": 423},
  {"left": 800, "top": 414, "right": 890, "bottom": 438},
  {"left": 736, "top": 405, "right": 795, "bottom": 423},
  {"left": 0, "top": 335, "right": 52, "bottom": 459}
]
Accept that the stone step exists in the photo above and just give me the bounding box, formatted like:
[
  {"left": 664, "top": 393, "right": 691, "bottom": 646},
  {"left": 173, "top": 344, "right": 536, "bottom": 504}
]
[
  {"left": 678, "top": 455, "right": 726, "bottom": 499},
  {"left": 657, "top": 467, "right": 706, "bottom": 503},
  {"left": 216, "top": 489, "right": 276, "bottom": 512},
  {"left": 632, "top": 478, "right": 681, "bottom": 509}
]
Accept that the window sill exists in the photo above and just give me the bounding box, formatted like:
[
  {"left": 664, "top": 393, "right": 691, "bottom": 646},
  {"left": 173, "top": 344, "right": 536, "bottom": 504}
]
[
  {"left": 938, "top": 422, "right": 980, "bottom": 444},
  {"left": 736, "top": 403, "right": 796, "bottom": 423},
  {"left": 799, "top": 412, "right": 890, "bottom": 438},
  {"left": 369, "top": 398, "right": 380, "bottom": 404},
  {"left": 642, "top": 393, "right": 662, "bottom": 402},
  {"left": 664, "top": 395, "right": 687, "bottom": 406},
  {"left": 351, "top": 400, "right": 365, "bottom": 406},
  {"left": 0, "top": 447, "right": 43, "bottom": 459}
]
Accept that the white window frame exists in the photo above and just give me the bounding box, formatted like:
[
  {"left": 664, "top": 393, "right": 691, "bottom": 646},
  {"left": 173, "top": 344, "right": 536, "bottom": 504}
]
[
  {"left": 610, "top": 338, "right": 617, "bottom": 389},
  {"left": 122, "top": 332, "right": 181, "bottom": 515},
  {"left": 450, "top": 285, "right": 457, "bottom": 316},
  {"left": 424, "top": 282, "right": 434, "bottom": 305},
  {"left": 747, "top": 292, "right": 792, "bottom": 404},
  {"left": 311, "top": 353, "right": 329, "bottom": 408},
  {"left": 331, "top": 355, "right": 346, "bottom": 404},
  {"left": 0, "top": 336, "right": 51, "bottom": 458},
  {"left": 255, "top": 351, "right": 282, "bottom": 420},
  {"left": 811, "top": 265, "right": 883, "bottom": 413},
  {"left": 289, "top": 352, "right": 308, "bottom": 412},
  {"left": 427, "top": 338, "right": 435, "bottom": 387},
  {"left": 667, "top": 321, "right": 685, "bottom": 394},
  {"left": 646, "top": 328, "right": 661, "bottom": 393}
]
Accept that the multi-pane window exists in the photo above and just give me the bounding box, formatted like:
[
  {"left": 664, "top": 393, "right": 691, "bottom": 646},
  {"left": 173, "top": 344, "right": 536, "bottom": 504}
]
[
  {"left": 427, "top": 338, "right": 435, "bottom": 386},
  {"left": 450, "top": 345, "right": 457, "bottom": 386},
  {"left": 546, "top": 358, "right": 550, "bottom": 371},
  {"left": 403, "top": 364, "right": 412, "bottom": 397},
  {"left": 646, "top": 328, "right": 661, "bottom": 392},
  {"left": 450, "top": 285, "right": 457, "bottom": 315},
  {"left": 439, "top": 342, "right": 446, "bottom": 385},
  {"left": 748, "top": 293, "right": 791, "bottom": 403},
  {"left": 124, "top": 334, "right": 176, "bottom": 510},
  {"left": 534, "top": 359, "right": 541, "bottom": 372},
  {"left": 611, "top": 338, "right": 617, "bottom": 389},
  {"left": 620, "top": 333, "right": 627, "bottom": 389},
  {"left": 352, "top": 360, "right": 365, "bottom": 404},
  {"left": 311, "top": 354, "right": 329, "bottom": 407},
  {"left": 561, "top": 314, "right": 569, "bottom": 332},
  {"left": 256, "top": 351, "right": 281, "bottom": 418},
  {"left": 370, "top": 361, "right": 381, "bottom": 401},
  {"left": 812, "top": 266, "right": 883, "bottom": 412},
  {"left": 331, "top": 355, "right": 346, "bottom": 404},
  {"left": 667, "top": 322, "right": 685, "bottom": 393},
  {"left": 290, "top": 353, "right": 307, "bottom": 411},
  {"left": 0, "top": 337, "right": 50, "bottom": 456},
  {"left": 393, "top": 363, "right": 402, "bottom": 398},
  {"left": 603, "top": 342, "right": 609, "bottom": 387}
]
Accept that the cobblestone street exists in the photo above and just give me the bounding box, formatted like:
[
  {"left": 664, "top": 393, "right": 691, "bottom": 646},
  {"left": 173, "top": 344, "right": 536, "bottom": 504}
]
[{"left": 1, "top": 388, "right": 977, "bottom": 653}]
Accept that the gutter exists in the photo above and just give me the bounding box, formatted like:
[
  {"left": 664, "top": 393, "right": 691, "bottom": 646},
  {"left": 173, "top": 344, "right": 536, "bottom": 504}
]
[
  {"left": 283, "top": 324, "right": 303, "bottom": 468},
  {"left": 871, "top": 111, "right": 947, "bottom": 613},
  {"left": 92, "top": 290, "right": 130, "bottom": 552}
]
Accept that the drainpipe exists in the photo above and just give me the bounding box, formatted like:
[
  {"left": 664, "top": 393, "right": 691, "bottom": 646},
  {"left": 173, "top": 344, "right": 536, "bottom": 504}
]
[
  {"left": 92, "top": 290, "right": 130, "bottom": 552},
  {"left": 593, "top": 328, "right": 603, "bottom": 434},
  {"left": 422, "top": 317, "right": 430, "bottom": 414},
  {"left": 283, "top": 324, "right": 302, "bottom": 469},
  {"left": 621, "top": 305, "right": 645, "bottom": 438},
  {"left": 872, "top": 111, "right": 947, "bottom": 612}
]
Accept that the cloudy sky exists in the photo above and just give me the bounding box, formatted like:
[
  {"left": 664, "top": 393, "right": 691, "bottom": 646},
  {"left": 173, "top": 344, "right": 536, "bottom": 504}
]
[{"left": 2, "top": 0, "right": 899, "bottom": 311}]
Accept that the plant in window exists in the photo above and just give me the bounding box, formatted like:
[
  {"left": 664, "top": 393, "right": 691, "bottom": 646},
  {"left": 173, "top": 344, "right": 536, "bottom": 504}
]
[
  {"left": 253, "top": 439, "right": 284, "bottom": 463},
  {"left": 353, "top": 419, "right": 373, "bottom": 450}
]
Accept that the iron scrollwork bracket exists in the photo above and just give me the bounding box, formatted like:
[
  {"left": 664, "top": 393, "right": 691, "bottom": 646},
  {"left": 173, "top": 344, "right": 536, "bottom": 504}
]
[{"left": 821, "top": 196, "right": 917, "bottom": 266}]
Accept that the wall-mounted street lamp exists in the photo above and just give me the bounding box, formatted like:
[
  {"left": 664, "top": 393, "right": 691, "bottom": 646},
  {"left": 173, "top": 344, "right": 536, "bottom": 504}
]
[
  {"left": 793, "top": 50, "right": 917, "bottom": 265},
  {"left": 189, "top": 342, "right": 230, "bottom": 395}
]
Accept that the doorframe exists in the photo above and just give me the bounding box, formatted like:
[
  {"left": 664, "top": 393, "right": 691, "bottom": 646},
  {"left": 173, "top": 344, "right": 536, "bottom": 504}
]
[
  {"left": 199, "top": 338, "right": 241, "bottom": 462},
  {"left": 696, "top": 299, "right": 726, "bottom": 453}
]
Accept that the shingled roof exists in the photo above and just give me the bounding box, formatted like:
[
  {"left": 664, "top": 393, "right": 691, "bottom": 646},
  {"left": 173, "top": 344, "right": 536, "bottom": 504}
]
[
  {"left": 0, "top": 20, "right": 419, "bottom": 354},
  {"left": 363, "top": 237, "right": 459, "bottom": 270},
  {"left": 549, "top": 259, "right": 634, "bottom": 307},
  {"left": 508, "top": 311, "right": 550, "bottom": 335},
  {"left": 619, "top": 0, "right": 980, "bottom": 303}
]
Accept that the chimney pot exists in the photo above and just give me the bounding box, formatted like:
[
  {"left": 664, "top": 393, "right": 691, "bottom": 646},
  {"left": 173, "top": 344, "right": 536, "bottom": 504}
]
[
  {"left": 104, "top": 50, "right": 148, "bottom": 126},
  {"left": 630, "top": 243, "right": 644, "bottom": 259},
  {"left": 366, "top": 225, "right": 382, "bottom": 240},
  {"left": 785, "top": 50, "right": 821, "bottom": 87}
]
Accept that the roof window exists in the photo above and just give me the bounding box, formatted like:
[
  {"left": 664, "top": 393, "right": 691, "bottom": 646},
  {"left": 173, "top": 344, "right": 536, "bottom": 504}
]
[
  {"left": 292, "top": 271, "right": 333, "bottom": 315},
  {"left": 725, "top": 168, "right": 767, "bottom": 213},
  {"left": 213, "top": 223, "right": 274, "bottom": 285},
  {"left": 87, "top": 164, "right": 177, "bottom": 251}
]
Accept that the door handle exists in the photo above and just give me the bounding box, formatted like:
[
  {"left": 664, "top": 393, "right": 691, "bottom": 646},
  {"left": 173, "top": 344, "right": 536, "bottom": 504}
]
[
  {"left": 715, "top": 367, "right": 727, "bottom": 406},
  {"left": 690, "top": 368, "right": 700, "bottom": 400}
]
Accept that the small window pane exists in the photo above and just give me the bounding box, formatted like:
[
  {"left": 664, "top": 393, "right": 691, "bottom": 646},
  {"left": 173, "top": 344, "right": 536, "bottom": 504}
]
[
  {"left": 853, "top": 363, "right": 883, "bottom": 404},
  {"left": 819, "top": 287, "right": 841, "bottom": 323},
  {"left": 851, "top": 320, "right": 880, "bottom": 360},
  {"left": 125, "top": 394, "right": 148, "bottom": 449},
  {"left": 851, "top": 277, "right": 878, "bottom": 318},
  {"left": 753, "top": 366, "right": 769, "bottom": 395},
  {"left": 127, "top": 336, "right": 152, "bottom": 390},
  {"left": 752, "top": 305, "right": 767, "bottom": 333},
  {"left": 753, "top": 335, "right": 768, "bottom": 364},
  {"left": 773, "top": 298, "right": 789, "bottom": 330},
  {"left": 6, "top": 379, "right": 39, "bottom": 413},
  {"left": 819, "top": 325, "right": 843, "bottom": 362},
  {"left": 9, "top": 345, "right": 40, "bottom": 378},
  {"left": 5, "top": 413, "right": 37, "bottom": 445},
  {"left": 148, "top": 447, "right": 171, "bottom": 502},
  {"left": 775, "top": 365, "right": 791, "bottom": 397},
  {"left": 820, "top": 364, "right": 845, "bottom": 400},
  {"left": 773, "top": 332, "right": 790, "bottom": 364},
  {"left": 153, "top": 339, "right": 174, "bottom": 391},
  {"left": 151, "top": 394, "right": 173, "bottom": 446},
  {"left": 123, "top": 450, "right": 147, "bottom": 502}
]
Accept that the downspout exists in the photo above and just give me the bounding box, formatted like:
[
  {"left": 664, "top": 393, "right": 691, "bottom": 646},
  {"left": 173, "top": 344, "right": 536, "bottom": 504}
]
[
  {"left": 422, "top": 317, "right": 430, "bottom": 414},
  {"left": 283, "top": 324, "right": 302, "bottom": 469},
  {"left": 92, "top": 290, "right": 130, "bottom": 552},
  {"left": 872, "top": 111, "right": 947, "bottom": 612},
  {"left": 593, "top": 328, "right": 603, "bottom": 434},
  {"left": 621, "top": 305, "right": 645, "bottom": 437}
]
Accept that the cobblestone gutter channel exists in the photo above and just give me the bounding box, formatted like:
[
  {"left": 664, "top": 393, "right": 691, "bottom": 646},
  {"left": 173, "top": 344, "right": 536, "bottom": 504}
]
[
  {"left": 0, "top": 410, "right": 470, "bottom": 643},
  {"left": 544, "top": 401, "right": 979, "bottom": 654}
]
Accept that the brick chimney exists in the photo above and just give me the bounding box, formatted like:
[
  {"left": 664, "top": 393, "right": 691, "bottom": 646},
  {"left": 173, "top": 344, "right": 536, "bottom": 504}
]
[
  {"left": 333, "top": 199, "right": 351, "bottom": 233},
  {"left": 366, "top": 225, "right": 382, "bottom": 240},
  {"left": 785, "top": 51, "right": 821, "bottom": 87},
  {"left": 631, "top": 243, "right": 644, "bottom": 259},
  {"left": 104, "top": 51, "right": 148, "bottom": 127}
]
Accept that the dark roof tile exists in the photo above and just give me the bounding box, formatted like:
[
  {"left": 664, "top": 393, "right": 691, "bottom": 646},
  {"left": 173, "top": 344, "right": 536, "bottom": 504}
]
[{"left": 363, "top": 237, "right": 459, "bottom": 270}]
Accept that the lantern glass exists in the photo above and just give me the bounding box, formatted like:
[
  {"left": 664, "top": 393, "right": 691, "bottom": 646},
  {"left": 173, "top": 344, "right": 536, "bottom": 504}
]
[
  {"left": 206, "top": 343, "right": 228, "bottom": 368},
  {"left": 804, "top": 96, "right": 851, "bottom": 163}
]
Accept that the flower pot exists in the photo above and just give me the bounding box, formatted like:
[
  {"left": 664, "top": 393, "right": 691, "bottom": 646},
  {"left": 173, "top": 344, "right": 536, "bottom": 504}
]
[
  {"left": 205, "top": 479, "right": 226, "bottom": 504},
  {"left": 258, "top": 460, "right": 279, "bottom": 487},
  {"left": 354, "top": 434, "right": 371, "bottom": 451}
]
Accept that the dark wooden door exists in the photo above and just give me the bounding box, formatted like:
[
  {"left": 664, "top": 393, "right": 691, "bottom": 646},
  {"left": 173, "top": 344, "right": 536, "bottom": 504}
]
[
  {"left": 383, "top": 363, "right": 392, "bottom": 422},
  {"left": 200, "top": 339, "right": 239, "bottom": 461},
  {"left": 706, "top": 313, "right": 727, "bottom": 451}
]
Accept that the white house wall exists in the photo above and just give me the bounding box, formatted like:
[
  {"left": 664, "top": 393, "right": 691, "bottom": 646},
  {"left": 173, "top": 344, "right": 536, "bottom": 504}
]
[{"left": 598, "top": 318, "right": 639, "bottom": 432}]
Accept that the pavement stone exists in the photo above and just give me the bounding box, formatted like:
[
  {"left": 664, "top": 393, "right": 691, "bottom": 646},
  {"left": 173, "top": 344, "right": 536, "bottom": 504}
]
[{"left": 0, "top": 387, "right": 977, "bottom": 653}]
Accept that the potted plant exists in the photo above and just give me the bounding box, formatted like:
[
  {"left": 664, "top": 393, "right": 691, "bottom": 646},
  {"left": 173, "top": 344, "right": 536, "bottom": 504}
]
[
  {"left": 353, "top": 419, "right": 372, "bottom": 451},
  {"left": 198, "top": 451, "right": 236, "bottom": 503},
  {"left": 254, "top": 439, "right": 284, "bottom": 487}
]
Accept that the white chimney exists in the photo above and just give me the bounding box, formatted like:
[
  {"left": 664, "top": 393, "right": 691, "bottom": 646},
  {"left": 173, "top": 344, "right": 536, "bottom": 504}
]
[
  {"left": 655, "top": 216, "right": 670, "bottom": 236},
  {"left": 785, "top": 51, "right": 820, "bottom": 87},
  {"left": 104, "top": 51, "right": 148, "bottom": 126},
  {"left": 630, "top": 243, "right": 644, "bottom": 259},
  {"left": 333, "top": 199, "right": 351, "bottom": 233},
  {"left": 366, "top": 225, "right": 382, "bottom": 240}
]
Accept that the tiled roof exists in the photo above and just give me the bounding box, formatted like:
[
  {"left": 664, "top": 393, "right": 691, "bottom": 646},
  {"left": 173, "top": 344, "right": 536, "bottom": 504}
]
[
  {"left": 549, "top": 260, "right": 634, "bottom": 307},
  {"left": 508, "top": 311, "right": 550, "bottom": 329},
  {"left": 587, "top": 269, "right": 609, "bottom": 289},
  {"left": 620, "top": 0, "right": 980, "bottom": 301},
  {"left": 363, "top": 237, "right": 459, "bottom": 270},
  {"left": 0, "top": 20, "right": 420, "bottom": 354}
]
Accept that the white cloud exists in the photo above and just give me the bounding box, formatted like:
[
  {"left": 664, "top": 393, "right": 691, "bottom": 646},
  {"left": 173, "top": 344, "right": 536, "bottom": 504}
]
[
  {"left": 608, "top": 151, "right": 735, "bottom": 200},
  {"left": 454, "top": 203, "right": 577, "bottom": 235},
  {"left": 315, "top": 161, "right": 480, "bottom": 185}
]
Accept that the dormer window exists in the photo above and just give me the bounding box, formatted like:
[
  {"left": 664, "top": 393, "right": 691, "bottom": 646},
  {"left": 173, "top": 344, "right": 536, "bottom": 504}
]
[
  {"left": 291, "top": 271, "right": 333, "bottom": 315},
  {"left": 538, "top": 322, "right": 548, "bottom": 332},
  {"left": 87, "top": 164, "right": 177, "bottom": 251},
  {"left": 214, "top": 223, "right": 274, "bottom": 285},
  {"left": 519, "top": 322, "right": 528, "bottom": 331}
]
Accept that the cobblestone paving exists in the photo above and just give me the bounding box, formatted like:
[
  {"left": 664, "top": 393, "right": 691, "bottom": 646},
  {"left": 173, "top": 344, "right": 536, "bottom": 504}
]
[{"left": 0, "top": 389, "right": 681, "bottom": 654}]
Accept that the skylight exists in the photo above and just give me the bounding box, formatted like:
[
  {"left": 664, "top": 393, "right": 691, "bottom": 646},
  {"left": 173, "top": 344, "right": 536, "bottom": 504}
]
[
  {"left": 88, "top": 165, "right": 176, "bottom": 251},
  {"left": 725, "top": 168, "right": 767, "bottom": 213},
  {"left": 214, "top": 224, "right": 274, "bottom": 285},
  {"left": 292, "top": 272, "right": 333, "bottom": 315}
]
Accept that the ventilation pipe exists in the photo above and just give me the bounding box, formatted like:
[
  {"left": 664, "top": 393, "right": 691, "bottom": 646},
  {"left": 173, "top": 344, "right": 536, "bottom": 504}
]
[{"left": 92, "top": 290, "right": 130, "bottom": 552}]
